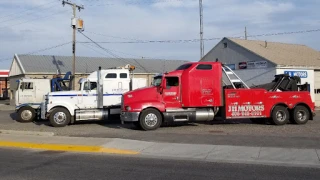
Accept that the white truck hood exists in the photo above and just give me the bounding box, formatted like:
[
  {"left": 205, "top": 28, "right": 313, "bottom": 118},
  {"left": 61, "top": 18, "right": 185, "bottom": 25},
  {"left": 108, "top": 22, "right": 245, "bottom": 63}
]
[{"left": 48, "top": 91, "right": 83, "bottom": 96}]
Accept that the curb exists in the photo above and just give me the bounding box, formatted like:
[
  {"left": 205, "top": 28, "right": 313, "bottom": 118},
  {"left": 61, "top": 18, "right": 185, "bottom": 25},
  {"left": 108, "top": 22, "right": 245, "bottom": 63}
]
[
  {"left": 0, "top": 130, "right": 55, "bottom": 137},
  {"left": 0, "top": 141, "right": 139, "bottom": 155}
]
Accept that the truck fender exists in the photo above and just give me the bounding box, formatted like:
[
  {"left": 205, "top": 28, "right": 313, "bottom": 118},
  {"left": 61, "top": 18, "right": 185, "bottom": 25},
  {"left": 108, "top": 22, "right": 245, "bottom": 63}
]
[
  {"left": 129, "top": 101, "right": 166, "bottom": 112},
  {"left": 47, "top": 103, "right": 75, "bottom": 117},
  {"left": 15, "top": 103, "right": 41, "bottom": 112},
  {"left": 269, "top": 103, "right": 289, "bottom": 117},
  {"left": 292, "top": 102, "right": 313, "bottom": 120}
]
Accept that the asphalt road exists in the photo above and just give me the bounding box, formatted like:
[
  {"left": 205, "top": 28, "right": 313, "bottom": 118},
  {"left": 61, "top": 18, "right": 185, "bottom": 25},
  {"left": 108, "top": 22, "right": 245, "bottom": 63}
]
[
  {"left": 1, "top": 110, "right": 320, "bottom": 148},
  {"left": 0, "top": 148, "right": 319, "bottom": 180}
]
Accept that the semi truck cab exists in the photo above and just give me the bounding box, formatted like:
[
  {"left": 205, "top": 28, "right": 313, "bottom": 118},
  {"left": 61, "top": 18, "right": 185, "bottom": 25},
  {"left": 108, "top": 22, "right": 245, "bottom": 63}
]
[{"left": 120, "top": 62, "right": 316, "bottom": 131}]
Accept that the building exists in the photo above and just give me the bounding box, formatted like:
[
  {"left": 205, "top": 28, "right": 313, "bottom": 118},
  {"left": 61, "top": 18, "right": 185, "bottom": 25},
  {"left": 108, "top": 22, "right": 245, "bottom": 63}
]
[
  {"left": 0, "top": 70, "right": 9, "bottom": 99},
  {"left": 8, "top": 54, "right": 189, "bottom": 103},
  {"left": 200, "top": 37, "right": 320, "bottom": 107}
]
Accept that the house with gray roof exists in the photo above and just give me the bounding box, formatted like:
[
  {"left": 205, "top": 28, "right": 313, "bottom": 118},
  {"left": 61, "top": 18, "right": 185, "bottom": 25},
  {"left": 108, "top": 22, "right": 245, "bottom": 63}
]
[
  {"left": 8, "top": 54, "right": 189, "bottom": 101},
  {"left": 200, "top": 37, "right": 320, "bottom": 107}
]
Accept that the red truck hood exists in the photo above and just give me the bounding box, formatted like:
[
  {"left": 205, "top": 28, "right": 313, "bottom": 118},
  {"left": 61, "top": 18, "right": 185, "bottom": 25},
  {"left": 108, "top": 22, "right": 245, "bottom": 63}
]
[{"left": 123, "top": 86, "right": 159, "bottom": 105}]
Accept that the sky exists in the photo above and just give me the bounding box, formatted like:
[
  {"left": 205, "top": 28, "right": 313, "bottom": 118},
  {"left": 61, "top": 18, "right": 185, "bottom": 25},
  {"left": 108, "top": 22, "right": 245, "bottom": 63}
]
[{"left": 0, "top": 0, "right": 319, "bottom": 69}]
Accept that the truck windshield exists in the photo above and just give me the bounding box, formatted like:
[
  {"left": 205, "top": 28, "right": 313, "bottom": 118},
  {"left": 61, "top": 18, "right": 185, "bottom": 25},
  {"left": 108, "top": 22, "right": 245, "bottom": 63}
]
[{"left": 153, "top": 77, "right": 162, "bottom": 86}]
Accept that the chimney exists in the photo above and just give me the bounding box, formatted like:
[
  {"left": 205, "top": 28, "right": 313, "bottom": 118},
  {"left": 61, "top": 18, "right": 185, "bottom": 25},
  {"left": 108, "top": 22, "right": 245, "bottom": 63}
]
[{"left": 264, "top": 40, "right": 267, "bottom": 48}]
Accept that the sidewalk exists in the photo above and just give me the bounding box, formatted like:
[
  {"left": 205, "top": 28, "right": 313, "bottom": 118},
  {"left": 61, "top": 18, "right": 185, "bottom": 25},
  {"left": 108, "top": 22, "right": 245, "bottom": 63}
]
[{"left": 0, "top": 133, "right": 319, "bottom": 168}]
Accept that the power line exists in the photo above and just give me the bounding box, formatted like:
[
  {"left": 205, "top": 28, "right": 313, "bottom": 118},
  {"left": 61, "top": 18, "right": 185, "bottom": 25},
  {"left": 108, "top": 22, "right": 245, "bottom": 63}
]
[
  {"left": 78, "top": 31, "right": 159, "bottom": 73},
  {"left": 81, "top": 0, "right": 186, "bottom": 6},
  {"left": 0, "top": 0, "right": 57, "bottom": 20},
  {"left": 0, "top": 41, "right": 72, "bottom": 63},
  {"left": 77, "top": 28, "right": 320, "bottom": 44},
  {"left": 0, "top": 3, "right": 58, "bottom": 24},
  {"left": 0, "top": 9, "right": 71, "bottom": 30}
]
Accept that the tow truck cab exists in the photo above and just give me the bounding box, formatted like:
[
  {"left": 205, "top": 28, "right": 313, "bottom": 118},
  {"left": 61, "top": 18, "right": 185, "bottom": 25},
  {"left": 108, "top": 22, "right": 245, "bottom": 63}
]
[{"left": 121, "top": 62, "right": 315, "bottom": 131}]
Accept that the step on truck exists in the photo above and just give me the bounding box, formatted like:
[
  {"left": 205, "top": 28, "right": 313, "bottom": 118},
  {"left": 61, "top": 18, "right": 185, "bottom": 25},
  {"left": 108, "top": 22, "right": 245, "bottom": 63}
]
[
  {"left": 120, "top": 62, "right": 316, "bottom": 131},
  {"left": 15, "top": 71, "right": 73, "bottom": 123},
  {"left": 40, "top": 64, "right": 148, "bottom": 127}
]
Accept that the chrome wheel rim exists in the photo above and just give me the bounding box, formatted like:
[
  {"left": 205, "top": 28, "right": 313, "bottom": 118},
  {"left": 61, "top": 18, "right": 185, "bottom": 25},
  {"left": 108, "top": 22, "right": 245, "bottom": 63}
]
[
  {"left": 276, "top": 110, "right": 286, "bottom": 122},
  {"left": 145, "top": 113, "right": 158, "bottom": 127},
  {"left": 296, "top": 110, "right": 306, "bottom": 121},
  {"left": 21, "top": 110, "right": 32, "bottom": 121},
  {"left": 53, "top": 112, "right": 67, "bottom": 124}
]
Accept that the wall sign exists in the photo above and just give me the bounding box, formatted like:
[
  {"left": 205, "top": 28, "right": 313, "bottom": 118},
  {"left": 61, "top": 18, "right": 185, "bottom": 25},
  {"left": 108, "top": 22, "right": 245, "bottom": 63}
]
[
  {"left": 284, "top": 71, "right": 308, "bottom": 78},
  {"left": 238, "top": 62, "right": 247, "bottom": 69},
  {"left": 247, "top": 61, "right": 267, "bottom": 69}
]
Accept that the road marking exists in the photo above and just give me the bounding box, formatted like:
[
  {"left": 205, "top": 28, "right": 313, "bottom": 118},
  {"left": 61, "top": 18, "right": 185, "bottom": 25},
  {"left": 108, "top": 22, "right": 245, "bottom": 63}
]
[{"left": 0, "top": 141, "right": 139, "bottom": 155}]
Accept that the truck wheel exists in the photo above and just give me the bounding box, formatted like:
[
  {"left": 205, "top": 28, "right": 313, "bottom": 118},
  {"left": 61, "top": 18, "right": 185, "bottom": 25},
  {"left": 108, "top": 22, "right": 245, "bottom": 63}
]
[
  {"left": 49, "top": 107, "right": 71, "bottom": 127},
  {"left": 271, "top": 106, "right": 289, "bottom": 125},
  {"left": 17, "top": 106, "right": 36, "bottom": 123},
  {"left": 291, "top": 105, "right": 309, "bottom": 125},
  {"left": 139, "top": 108, "right": 162, "bottom": 131}
]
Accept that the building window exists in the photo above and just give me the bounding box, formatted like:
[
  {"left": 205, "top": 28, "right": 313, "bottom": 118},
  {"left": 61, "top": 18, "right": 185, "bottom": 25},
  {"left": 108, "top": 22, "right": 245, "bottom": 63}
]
[
  {"left": 105, "top": 73, "right": 117, "bottom": 78},
  {"left": 223, "top": 42, "right": 228, "bottom": 48},
  {"left": 196, "top": 64, "right": 212, "bottom": 70},
  {"left": 120, "top": 73, "right": 128, "bottom": 78},
  {"left": 20, "top": 82, "right": 33, "bottom": 90}
]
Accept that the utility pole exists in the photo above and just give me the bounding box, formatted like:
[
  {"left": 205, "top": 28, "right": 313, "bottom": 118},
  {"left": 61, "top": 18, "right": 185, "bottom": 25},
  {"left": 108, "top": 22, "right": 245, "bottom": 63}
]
[
  {"left": 199, "top": 0, "right": 204, "bottom": 60},
  {"left": 62, "top": 0, "right": 84, "bottom": 90},
  {"left": 245, "top": 26, "right": 247, "bottom": 40}
]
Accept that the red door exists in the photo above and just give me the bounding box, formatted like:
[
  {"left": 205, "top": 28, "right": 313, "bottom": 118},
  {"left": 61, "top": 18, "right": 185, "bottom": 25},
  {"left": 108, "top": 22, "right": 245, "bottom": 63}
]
[{"left": 162, "top": 76, "right": 181, "bottom": 108}]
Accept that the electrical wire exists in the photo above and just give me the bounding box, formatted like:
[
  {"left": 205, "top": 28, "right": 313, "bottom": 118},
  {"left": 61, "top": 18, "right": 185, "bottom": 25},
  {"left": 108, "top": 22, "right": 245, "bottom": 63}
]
[
  {"left": 78, "top": 28, "right": 320, "bottom": 44},
  {"left": 0, "top": 0, "right": 57, "bottom": 20},
  {"left": 0, "top": 9, "right": 71, "bottom": 30},
  {"left": 0, "top": 41, "right": 72, "bottom": 62},
  {"left": 0, "top": 3, "right": 59, "bottom": 24}
]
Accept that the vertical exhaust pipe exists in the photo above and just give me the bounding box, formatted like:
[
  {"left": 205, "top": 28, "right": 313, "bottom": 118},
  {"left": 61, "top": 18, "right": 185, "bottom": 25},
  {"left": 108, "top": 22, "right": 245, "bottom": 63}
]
[{"left": 97, "top": 66, "right": 103, "bottom": 109}]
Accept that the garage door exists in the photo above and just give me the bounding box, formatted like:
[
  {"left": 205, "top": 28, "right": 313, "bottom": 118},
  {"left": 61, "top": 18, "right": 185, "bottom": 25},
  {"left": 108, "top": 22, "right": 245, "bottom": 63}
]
[{"left": 315, "top": 70, "right": 320, "bottom": 107}]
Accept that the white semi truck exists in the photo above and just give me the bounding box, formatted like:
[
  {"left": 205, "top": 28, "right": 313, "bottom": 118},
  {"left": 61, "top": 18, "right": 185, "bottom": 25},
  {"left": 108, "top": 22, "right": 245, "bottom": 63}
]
[
  {"left": 15, "top": 72, "right": 72, "bottom": 122},
  {"left": 40, "top": 64, "right": 147, "bottom": 127}
]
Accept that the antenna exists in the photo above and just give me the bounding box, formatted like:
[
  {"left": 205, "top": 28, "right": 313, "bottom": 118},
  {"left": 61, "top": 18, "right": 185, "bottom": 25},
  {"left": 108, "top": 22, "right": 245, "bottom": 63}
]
[{"left": 199, "top": 0, "right": 204, "bottom": 59}]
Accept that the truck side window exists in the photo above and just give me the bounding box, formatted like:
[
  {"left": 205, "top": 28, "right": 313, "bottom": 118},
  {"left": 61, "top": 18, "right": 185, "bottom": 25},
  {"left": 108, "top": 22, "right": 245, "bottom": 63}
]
[
  {"left": 196, "top": 64, "right": 212, "bottom": 70},
  {"left": 105, "top": 73, "right": 117, "bottom": 78},
  {"left": 84, "top": 82, "right": 97, "bottom": 90},
  {"left": 165, "top": 77, "right": 179, "bottom": 89},
  {"left": 120, "top": 73, "right": 127, "bottom": 78}
]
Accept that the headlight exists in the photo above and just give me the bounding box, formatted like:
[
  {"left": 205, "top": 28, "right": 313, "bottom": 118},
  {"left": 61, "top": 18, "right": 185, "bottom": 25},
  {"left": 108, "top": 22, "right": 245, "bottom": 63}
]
[{"left": 125, "top": 106, "right": 131, "bottom": 111}]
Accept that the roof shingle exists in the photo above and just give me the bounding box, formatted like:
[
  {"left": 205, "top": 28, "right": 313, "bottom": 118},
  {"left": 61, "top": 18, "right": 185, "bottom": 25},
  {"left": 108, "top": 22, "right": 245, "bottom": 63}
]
[
  {"left": 16, "top": 54, "right": 190, "bottom": 74},
  {"left": 227, "top": 38, "right": 320, "bottom": 68}
]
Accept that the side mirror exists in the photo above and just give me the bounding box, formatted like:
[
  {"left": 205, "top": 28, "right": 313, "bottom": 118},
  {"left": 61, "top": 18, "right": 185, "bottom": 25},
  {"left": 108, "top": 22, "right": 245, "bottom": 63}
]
[{"left": 157, "top": 86, "right": 163, "bottom": 94}]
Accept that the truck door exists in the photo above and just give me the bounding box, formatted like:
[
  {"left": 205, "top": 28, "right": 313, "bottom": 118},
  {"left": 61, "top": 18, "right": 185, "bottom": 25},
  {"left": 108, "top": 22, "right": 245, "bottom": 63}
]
[
  {"left": 162, "top": 76, "right": 181, "bottom": 108},
  {"left": 18, "top": 81, "right": 35, "bottom": 104},
  {"left": 82, "top": 81, "right": 97, "bottom": 108}
]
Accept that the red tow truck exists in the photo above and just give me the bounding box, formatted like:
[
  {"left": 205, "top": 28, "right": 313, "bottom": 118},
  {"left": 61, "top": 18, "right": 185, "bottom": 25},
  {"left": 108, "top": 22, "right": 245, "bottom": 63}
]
[{"left": 120, "top": 62, "right": 316, "bottom": 131}]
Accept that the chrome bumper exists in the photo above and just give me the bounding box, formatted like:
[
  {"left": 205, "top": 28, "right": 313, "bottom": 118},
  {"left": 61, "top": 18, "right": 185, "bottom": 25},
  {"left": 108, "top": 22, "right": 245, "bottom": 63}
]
[{"left": 120, "top": 111, "right": 140, "bottom": 122}]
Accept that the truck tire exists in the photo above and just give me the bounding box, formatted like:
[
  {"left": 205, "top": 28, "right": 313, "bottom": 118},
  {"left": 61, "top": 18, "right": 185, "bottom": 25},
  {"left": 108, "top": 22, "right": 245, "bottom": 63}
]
[
  {"left": 49, "top": 107, "right": 71, "bottom": 127},
  {"left": 139, "top": 108, "right": 162, "bottom": 131},
  {"left": 17, "top": 106, "right": 36, "bottom": 123},
  {"left": 270, "top": 106, "right": 289, "bottom": 125},
  {"left": 291, "top": 105, "right": 309, "bottom": 125}
]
